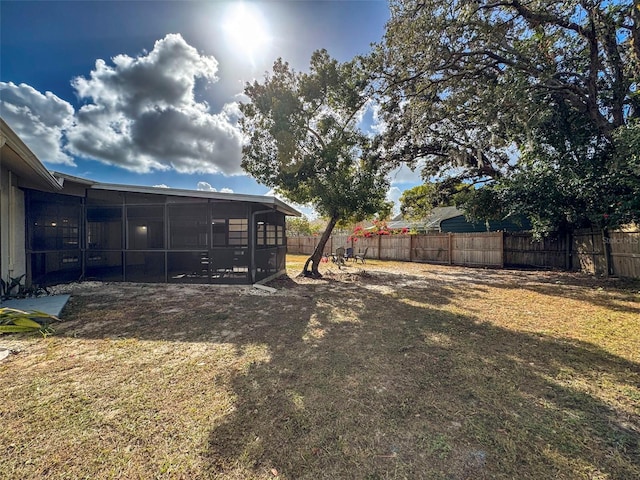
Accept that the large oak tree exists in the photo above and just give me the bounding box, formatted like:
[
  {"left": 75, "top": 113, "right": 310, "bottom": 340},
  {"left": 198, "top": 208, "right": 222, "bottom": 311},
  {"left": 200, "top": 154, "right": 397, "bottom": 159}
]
[
  {"left": 240, "top": 50, "right": 391, "bottom": 277},
  {"left": 377, "top": 0, "right": 639, "bottom": 233}
]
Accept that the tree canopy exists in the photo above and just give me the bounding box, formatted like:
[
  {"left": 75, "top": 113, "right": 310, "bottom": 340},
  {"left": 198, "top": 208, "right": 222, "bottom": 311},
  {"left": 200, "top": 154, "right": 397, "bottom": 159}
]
[
  {"left": 377, "top": 0, "right": 640, "bottom": 233},
  {"left": 240, "top": 50, "right": 391, "bottom": 276}
]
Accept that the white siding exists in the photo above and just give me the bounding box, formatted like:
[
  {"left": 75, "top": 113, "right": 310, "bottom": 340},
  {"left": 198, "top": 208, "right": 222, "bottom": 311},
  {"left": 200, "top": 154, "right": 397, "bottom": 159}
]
[{"left": 0, "top": 165, "right": 27, "bottom": 283}]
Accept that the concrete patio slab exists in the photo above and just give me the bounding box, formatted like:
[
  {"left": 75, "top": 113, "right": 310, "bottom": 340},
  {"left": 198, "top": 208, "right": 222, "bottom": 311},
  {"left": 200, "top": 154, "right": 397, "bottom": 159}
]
[{"left": 1, "top": 294, "right": 71, "bottom": 318}]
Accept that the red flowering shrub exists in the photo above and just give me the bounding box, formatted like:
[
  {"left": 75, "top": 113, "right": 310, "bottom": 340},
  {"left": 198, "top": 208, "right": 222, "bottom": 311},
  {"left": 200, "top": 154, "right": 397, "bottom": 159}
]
[{"left": 347, "top": 220, "right": 409, "bottom": 241}]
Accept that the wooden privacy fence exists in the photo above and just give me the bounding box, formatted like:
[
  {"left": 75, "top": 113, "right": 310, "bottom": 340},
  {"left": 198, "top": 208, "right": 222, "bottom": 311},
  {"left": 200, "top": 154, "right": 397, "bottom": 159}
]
[
  {"left": 287, "top": 232, "right": 504, "bottom": 268},
  {"left": 286, "top": 229, "right": 640, "bottom": 278}
]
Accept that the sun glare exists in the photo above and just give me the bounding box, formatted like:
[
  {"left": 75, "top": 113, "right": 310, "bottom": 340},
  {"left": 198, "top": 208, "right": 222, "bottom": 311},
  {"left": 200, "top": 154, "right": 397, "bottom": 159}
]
[{"left": 223, "top": 3, "right": 271, "bottom": 62}]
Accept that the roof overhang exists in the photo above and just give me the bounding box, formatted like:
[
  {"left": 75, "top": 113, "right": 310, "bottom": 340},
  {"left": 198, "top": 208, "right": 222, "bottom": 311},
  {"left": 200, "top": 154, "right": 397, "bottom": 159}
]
[
  {"left": 0, "top": 118, "right": 62, "bottom": 191},
  {"left": 53, "top": 173, "right": 302, "bottom": 217}
]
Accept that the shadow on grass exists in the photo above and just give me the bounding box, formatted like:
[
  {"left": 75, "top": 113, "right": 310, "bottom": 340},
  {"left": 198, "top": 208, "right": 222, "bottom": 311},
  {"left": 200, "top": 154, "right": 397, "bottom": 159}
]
[
  {"left": 199, "top": 276, "right": 640, "bottom": 480},
  {"left": 429, "top": 266, "right": 640, "bottom": 315},
  {"left": 52, "top": 276, "right": 639, "bottom": 479}
]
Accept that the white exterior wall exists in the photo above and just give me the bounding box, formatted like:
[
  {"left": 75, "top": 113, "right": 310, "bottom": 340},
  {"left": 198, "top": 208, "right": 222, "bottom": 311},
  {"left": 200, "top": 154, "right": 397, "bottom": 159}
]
[{"left": 0, "top": 165, "right": 27, "bottom": 283}]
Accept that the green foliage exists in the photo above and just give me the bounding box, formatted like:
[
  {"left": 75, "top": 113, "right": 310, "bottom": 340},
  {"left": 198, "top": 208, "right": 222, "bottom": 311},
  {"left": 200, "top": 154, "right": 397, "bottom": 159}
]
[
  {"left": 614, "top": 121, "right": 640, "bottom": 163},
  {"left": 1, "top": 275, "right": 49, "bottom": 301},
  {"left": 240, "top": 49, "right": 392, "bottom": 275},
  {"left": 286, "top": 216, "right": 322, "bottom": 237},
  {"left": 458, "top": 117, "right": 640, "bottom": 235},
  {"left": 377, "top": 0, "right": 640, "bottom": 234},
  {"left": 375, "top": 201, "right": 396, "bottom": 222},
  {"left": 400, "top": 181, "right": 470, "bottom": 219},
  {"left": 0, "top": 308, "right": 59, "bottom": 336},
  {"left": 241, "top": 50, "right": 390, "bottom": 222},
  {"left": 1, "top": 275, "right": 26, "bottom": 300}
]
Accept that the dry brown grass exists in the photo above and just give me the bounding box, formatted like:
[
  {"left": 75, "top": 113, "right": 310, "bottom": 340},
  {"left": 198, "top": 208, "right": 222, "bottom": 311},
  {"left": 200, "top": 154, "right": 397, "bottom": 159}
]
[{"left": 1, "top": 255, "right": 638, "bottom": 479}]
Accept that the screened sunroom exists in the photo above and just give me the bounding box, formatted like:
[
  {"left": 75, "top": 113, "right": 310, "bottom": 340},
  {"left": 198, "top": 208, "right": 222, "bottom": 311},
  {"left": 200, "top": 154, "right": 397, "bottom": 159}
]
[{"left": 25, "top": 176, "right": 299, "bottom": 286}]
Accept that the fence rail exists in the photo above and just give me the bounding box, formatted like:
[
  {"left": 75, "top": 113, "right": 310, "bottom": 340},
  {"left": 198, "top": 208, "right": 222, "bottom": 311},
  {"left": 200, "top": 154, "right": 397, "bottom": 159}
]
[{"left": 286, "top": 229, "right": 640, "bottom": 279}]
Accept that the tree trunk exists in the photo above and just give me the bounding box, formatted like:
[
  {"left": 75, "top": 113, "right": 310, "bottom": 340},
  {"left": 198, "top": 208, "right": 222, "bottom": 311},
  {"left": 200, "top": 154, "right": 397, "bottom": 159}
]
[{"left": 302, "top": 214, "right": 339, "bottom": 277}]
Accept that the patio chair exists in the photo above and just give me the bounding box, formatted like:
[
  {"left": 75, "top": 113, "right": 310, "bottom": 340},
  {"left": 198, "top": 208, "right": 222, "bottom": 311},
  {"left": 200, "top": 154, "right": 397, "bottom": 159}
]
[
  {"left": 354, "top": 247, "right": 368, "bottom": 264},
  {"left": 345, "top": 247, "right": 354, "bottom": 261},
  {"left": 332, "top": 247, "right": 346, "bottom": 268}
]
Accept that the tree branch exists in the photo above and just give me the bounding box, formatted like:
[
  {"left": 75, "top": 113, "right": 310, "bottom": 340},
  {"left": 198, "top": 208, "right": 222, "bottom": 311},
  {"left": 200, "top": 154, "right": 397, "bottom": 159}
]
[{"left": 510, "top": 0, "right": 589, "bottom": 37}]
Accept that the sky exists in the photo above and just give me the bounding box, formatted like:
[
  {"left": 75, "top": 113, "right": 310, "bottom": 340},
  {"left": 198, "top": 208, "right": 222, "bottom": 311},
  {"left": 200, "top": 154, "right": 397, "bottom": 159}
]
[{"left": 0, "top": 0, "right": 422, "bottom": 217}]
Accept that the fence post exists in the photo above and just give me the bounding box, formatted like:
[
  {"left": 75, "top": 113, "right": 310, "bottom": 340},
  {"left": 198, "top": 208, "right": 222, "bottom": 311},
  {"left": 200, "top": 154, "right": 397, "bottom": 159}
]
[
  {"left": 500, "top": 231, "right": 505, "bottom": 268},
  {"left": 448, "top": 233, "right": 453, "bottom": 265},
  {"left": 378, "top": 234, "right": 382, "bottom": 260},
  {"left": 565, "top": 231, "right": 571, "bottom": 271},
  {"left": 591, "top": 229, "right": 598, "bottom": 275},
  {"left": 602, "top": 228, "right": 612, "bottom": 277},
  {"left": 409, "top": 234, "right": 414, "bottom": 263}
]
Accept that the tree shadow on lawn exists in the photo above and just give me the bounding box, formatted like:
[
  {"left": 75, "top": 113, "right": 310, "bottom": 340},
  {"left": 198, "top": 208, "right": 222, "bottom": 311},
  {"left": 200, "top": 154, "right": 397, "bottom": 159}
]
[
  {"left": 202, "top": 277, "right": 640, "bottom": 480},
  {"left": 51, "top": 277, "right": 639, "bottom": 478},
  {"left": 417, "top": 266, "right": 640, "bottom": 315}
]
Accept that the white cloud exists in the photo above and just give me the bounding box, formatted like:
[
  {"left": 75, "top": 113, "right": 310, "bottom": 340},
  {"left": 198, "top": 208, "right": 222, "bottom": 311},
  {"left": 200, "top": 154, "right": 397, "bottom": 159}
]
[
  {"left": 388, "top": 159, "right": 425, "bottom": 185},
  {"left": 386, "top": 186, "right": 402, "bottom": 217},
  {"left": 196, "top": 182, "right": 234, "bottom": 193},
  {"left": 197, "top": 181, "right": 216, "bottom": 191},
  {"left": 0, "top": 82, "right": 75, "bottom": 165},
  {"left": 369, "top": 102, "right": 387, "bottom": 135},
  {"left": 66, "top": 34, "right": 244, "bottom": 175},
  {"left": 153, "top": 184, "right": 170, "bottom": 188}
]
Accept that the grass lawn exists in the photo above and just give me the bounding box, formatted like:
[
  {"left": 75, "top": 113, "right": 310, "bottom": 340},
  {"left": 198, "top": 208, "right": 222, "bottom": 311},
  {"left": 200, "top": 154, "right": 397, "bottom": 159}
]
[{"left": 1, "top": 255, "right": 639, "bottom": 479}]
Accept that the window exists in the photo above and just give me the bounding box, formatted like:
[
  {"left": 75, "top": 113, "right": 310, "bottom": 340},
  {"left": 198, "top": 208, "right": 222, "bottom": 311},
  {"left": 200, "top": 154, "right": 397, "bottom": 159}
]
[
  {"left": 254, "top": 212, "right": 284, "bottom": 248},
  {"left": 277, "top": 225, "right": 286, "bottom": 245},
  {"left": 266, "top": 224, "right": 277, "bottom": 246},
  {"left": 256, "top": 222, "right": 266, "bottom": 246},
  {"left": 212, "top": 218, "right": 248, "bottom": 246},
  {"left": 228, "top": 219, "right": 248, "bottom": 245}
]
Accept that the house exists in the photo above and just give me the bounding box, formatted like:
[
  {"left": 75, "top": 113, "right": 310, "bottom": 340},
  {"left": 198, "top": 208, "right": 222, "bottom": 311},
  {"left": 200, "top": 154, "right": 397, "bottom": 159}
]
[
  {"left": 1, "top": 118, "right": 300, "bottom": 287},
  {"left": 387, "top": 206, "right": 530, "bottom": 233}
]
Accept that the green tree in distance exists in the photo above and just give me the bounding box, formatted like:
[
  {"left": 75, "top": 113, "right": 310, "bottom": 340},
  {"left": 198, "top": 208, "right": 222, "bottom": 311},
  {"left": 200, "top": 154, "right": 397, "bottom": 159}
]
[
  {"left": 240, "top": 50, "right": 391, "bottom": 277},
  {"left": 377, "top": 0, "right": 639, "bottom": 234},
  {"left": 399, "top": 180, "right": 470, "bottom": 219},
  {"left": 286, "top": 216, "right": 322, "bottom": 237}
]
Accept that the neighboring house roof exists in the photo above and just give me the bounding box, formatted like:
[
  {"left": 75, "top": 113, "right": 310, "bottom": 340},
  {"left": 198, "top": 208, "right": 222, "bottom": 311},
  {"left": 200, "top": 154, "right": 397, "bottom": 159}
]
[
  {"left": 388, "top": 206, "right": 530, "bottom": 233},
  {"left": 423, "top": 206, "right": 465, "bottom": 230},
  {"left": 387, "top": 206, "right": 464, "bottom": 231},
  {"left": 0, "top": 118, "right": 62, "bottom": 192}
]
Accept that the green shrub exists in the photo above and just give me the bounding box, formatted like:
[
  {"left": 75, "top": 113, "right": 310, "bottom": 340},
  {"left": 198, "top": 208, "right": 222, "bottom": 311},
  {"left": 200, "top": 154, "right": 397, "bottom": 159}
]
[{"left": 0, "top": 308, "right": 59, "bottom": 337}]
